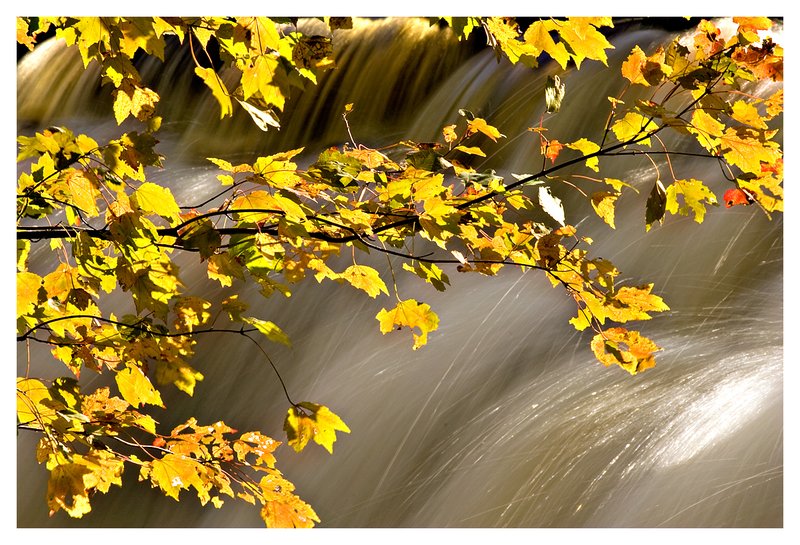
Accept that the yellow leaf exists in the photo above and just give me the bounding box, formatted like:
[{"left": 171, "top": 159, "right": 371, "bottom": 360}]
[
  {"left": 665, "top": 178, "right": 717, "bottom": 223},
  {"left": 376, "top": 299, "right": 439, "bottom": 350},
  {"left": 591, "top": 327, "right": 661, "bottom": 375},
  {"left": 113, "top": 81, "right": 159, "bottom": 124},
  {"left": 523, "top": 20, "right": 571, "bottom": 69},
  {"left": 454, "top": 145, "right": 486, "bottom": 157},
  {"left": 731, "top": 100, "right": 768, "bottom": 129},
  {"left": 591, "top": 191, "right": 619, "bottom": 229},
  {"left": 608, "top": 284, "right": 670, "bottom": 323},
  {"left": 64, "top": 170, "right": 101, "bottom": 218},
  {"left": 610, "top": 112, "right": 659, "bottom": 146},
  {"left": 720, "top": 128, "right": 781, "bottom": 175},
  {"left": 131, "top": 182, "right": 182, "bottom": 225},
  {"left": 47, "top": 462, "right": 92, "bottom": 517},
  {"left": 172, "top": 296, "right": 211, "bottom": 332},
  {"left": 467, "top": 117, "right": 505, "bottom": 142},
  {"left": 146, "top": 453, "right": 207, "bottom": 501},
  {"left": 43, "top": 263, "right": 79, "bottom": 301},
  {"left": 621, "top": 45, "right": 648, "bottom": 84},
  {"left": 284, "top": 402, "right": 351, "bottom": 454},
  {"left": 566, "top": 138, "right": 600, "bottom": 172},
  {"left": 115, "top": 364, "right": 164, "bottom": 408},
  {"left": 195, "top": 66, "right": 233, "bottom": 118},
  {"left": 17, "top": 378, "right": 56, "bottom": 428},
  {"left": 341, "top": 265, "right": 388, "bottom": 298},
  {"left": 17, "top": 271, "right": 42, "bottom": 318},
  {"left": 689, "top": 109, "right": 725, "bottom": 152},
  {"left": 621, "top": 45, "right": 671, "bottom": 86},
  {"left": 557, "top": 17, "right": 614, "bottom": 68},
  {"left": 242, "top": 316, "right": 291, "bottom": 346}
]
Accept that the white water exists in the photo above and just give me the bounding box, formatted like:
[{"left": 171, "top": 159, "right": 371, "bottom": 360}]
[{"left": 16, "top": 19, "right": 782, "bottom": 527}]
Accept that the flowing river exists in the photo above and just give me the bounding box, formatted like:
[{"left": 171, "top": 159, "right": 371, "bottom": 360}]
[{"left": 16, "top": 18, "right": 782, "bottom": 527}]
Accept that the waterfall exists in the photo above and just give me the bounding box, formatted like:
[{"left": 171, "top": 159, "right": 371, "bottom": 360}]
[{"left": 17, "top": 18, "right": 782, "bottom": 528}]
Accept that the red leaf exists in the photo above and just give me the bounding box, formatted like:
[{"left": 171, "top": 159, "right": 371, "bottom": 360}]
[{"left": 723, "top": 188, "right": 753, "bottom": 208}]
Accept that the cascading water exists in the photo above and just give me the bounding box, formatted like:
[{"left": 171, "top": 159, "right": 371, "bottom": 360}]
[{"left": 17, "top": 18, "right": 782, "bottom": 528}]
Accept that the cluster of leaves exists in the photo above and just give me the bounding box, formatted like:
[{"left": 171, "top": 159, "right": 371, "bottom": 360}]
[{"left": 17, "top": 16, "right": 782, "bottom": 526}]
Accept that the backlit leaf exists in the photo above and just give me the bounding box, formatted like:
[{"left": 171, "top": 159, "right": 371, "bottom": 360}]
[
  {"left": 591, "top": 191, "right": 619, "bottom": 228},
  {"left": 665, "top": 178, "right": 717, "bottom": 223},
  {"left": 731, "top": 100, "right": 768, "bottom": 130},
  {"left": 17, "top": 271, "right": 42, "bottom": 318},
  {"left": 557, "top": 17, "right": 614, "bottom": 68},
  {"left": 567, "top": 138, "right": 600, "bottom": 171},
  {"left": 341, "top": 265, "right": 388, "bottom": 298},
  {"left": 284, "top": 402, "right": 350, "bottom": 454},
  {"left": 195, "top": 66, "right": 233, "bottom": 118},
  {"left": 242, "top": 316, "right": 291, "bottom": 347},
  {"left": 538, "top": 186, "right": 565, "bottom": 226},
  {"left": 466, "top": 118, "right": 505, "bottom": 142},
  {"left": 611, "top": 112, "right": 659, "bottom": 146},
  {"left": 591, "top": 327, "right": 661, "bottom": 375},
  {"left": 376, "top": 299, "right": 439, "bottom": 350},
  {"left": 132, "top": 182, "right": 182, "bottom": 225},
  {"left": 523, "top": 20, "right": 571, "bottom": 69},
  {"left": 115, "top": 364, "right": 164, "bottom": 408}
]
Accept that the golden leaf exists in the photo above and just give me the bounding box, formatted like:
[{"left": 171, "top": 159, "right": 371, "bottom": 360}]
[
  {"left": 341, "top": 264, "right": 389, "bottom": 298},
  {"left": 591, "top": 191, "right": 619, "bottom": 229},
  {"left": 284, "top": 402, "right": 351, "bottom": 454},
  {"left": 591, "top": 327, "right": 661, "bottom": 375},
  {"left": 115, "top": 364, "right": 164, "bottom": 408},
  {"left": 665, "top": 178, "right": 717, "bottom": 223},
  {"left": 376, "top": 299, "right": 439, "bottom": 350},
  {"left": 194, "top": 66, "right": 233, "bottom": 118}
]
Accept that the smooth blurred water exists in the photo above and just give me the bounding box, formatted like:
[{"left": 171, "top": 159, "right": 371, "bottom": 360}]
[{"left": 16, "top": 18, "right": 782, "bottom": 527}]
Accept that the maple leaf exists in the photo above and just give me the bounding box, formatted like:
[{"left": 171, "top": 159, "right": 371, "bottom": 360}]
[
  {"left": 17, "top": 271, "right": 42, "bottom": 318},
  {"left": 723, "top": 188, "right": 754, "bottom": 208},
  {"left": 731, "top": 100, "right": 768, "bottom": 130},
  {"left": 621, "top": 45, "right": 671, "bottom": 86},
  {"left": 376, "top": 299, "right": 439, "bottom": 350},
  {"left": 284, "top": 402, "right": 351, "bottom": 454},
  {"left": 557, "top": 17, "right": 614, "bottom": 68},
  {"left": 523, "top": 20, "right": 571, "bottom": 69},
  {"left": 340, "top": 264, "right": 389, "bottom": 298},
  {"left": 115, "top": 364, "right": 164, "bottom": 408},
  {"left": 611, "top": 112, "right": 659, "bottom": 146},
  {"left": 689, "top": 109, "right": 725, "bottom": 152},
  {"left": 145, "top": 453, "right": 208, "bottom": 502},
  {"left": 720, "top": 127, "right": 781, "bottom": 175},
  {"left": 194, "top": 67, "right": 233, "bottom": 118},
  {"left": 466, "top": 117, "right": 505, "bottom": 142},
  {"left": 665, "top": 178, "right": 717, "bottom": 223},
  {"left": 542, "top": 139, "right": 564, "bottom": 164},
  {"left": 132, "top": 182, "right": 182, "bottom": 225},
  {"left": 591, "top": 327, "right": 661, "bottom": 375},
  {"left": 47, "top": 462, "right": 93, "bottom": 517}
]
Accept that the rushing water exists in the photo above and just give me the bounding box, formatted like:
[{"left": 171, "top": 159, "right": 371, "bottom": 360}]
[{"left": 16, "top": 18, "right": 783, "bottom": 528}]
